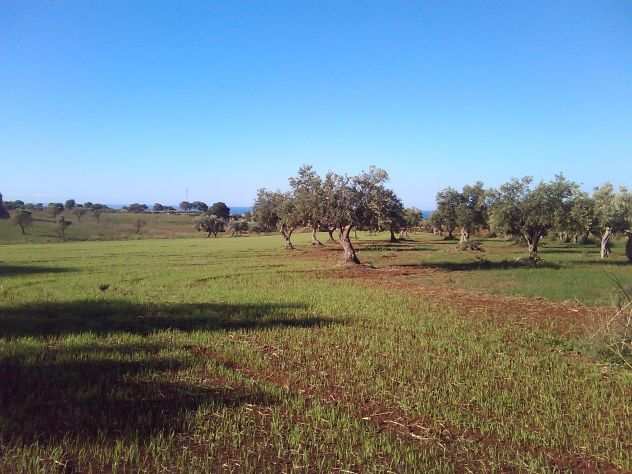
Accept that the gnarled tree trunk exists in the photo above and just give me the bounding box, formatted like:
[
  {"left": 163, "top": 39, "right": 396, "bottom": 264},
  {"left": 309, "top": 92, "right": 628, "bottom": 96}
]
[
  {"left": 389, "top": 227, "right": 398, "bottom": 242},
  {"left": 625, "top": 231, "right": 632, "bottom": 262},
  {"left": 311, "top": 225, "right": 323, "bottom": 246},
  {"left": 459, "top": 228, "right": 470, "bottom": 244},
  {"left": 601, "top": 227, "right": 613, "bottom": 259},
  {"left": 340, "top": 224, "right": 360, "bottom": 264},
  {"left": 327, "top": 227, "right": 336, "bottom": 241},
  {"left": 524, "top": 231, "right": 541, "bottom": 259},
  {"left": 281, "top": 225, "right": 294, "bottom": 250}
]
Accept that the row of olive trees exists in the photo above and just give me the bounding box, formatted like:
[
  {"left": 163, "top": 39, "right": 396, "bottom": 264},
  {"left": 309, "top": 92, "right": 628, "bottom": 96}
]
[
  {"left": 251, "top": 165, "right": 421, "bottom": 264},
  {"left": 430, "top": 176, "right": 632, "bottom": 261}
]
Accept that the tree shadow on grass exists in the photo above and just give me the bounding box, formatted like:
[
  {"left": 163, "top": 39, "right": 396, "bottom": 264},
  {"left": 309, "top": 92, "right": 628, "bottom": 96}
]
[
  {"left": 0, "top": 342, "right": 279, "bottom": 446},
  {"left": 0, "top": 300, "right": 337, "bottom": 451},
  {"left": 395, "top": 259, "right": 562, "bottom": 272},
  {"left": 571, "top": 259, "right": 631, "bottom": 267},
  {"left": 0, "top": 300, "right": 335, "bottom": 338},
  {"left": 0, "top": 264, "right": 75, "bottom": 277}
]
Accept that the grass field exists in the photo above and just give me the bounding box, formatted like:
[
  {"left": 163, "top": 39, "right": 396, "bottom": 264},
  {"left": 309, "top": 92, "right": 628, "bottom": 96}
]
[
  {"left": 0, "top": 211, "right": 201, "bottom": 244},
  {"left": 1, "top": 233, "right": 631, "bottom": 472}
]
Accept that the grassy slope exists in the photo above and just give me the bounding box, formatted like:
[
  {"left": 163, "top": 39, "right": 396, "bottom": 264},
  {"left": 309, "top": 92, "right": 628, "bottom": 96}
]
[
  {"left": 1, "top": 234, "right": 631, "bottom": 472},
  {"left": 0, "top": 211, "right": 201, "bottom": 244}
]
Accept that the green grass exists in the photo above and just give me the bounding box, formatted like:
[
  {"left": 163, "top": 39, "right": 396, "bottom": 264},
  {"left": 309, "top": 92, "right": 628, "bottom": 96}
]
[
  {"left": 356, "top": 233, "right": 632, "bottom": 305},
  {"left": 1, "top": 234, "right": 631, "bottom": 472},
  {"left": 0, "top": 211, "right": 202, "bottom": 244}
]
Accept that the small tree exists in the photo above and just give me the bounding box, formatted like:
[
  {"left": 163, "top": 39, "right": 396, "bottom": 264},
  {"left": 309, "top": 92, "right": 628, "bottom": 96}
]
[
  {"left": 126, "top": 203, "right": 148, "bottom": 213},
  {"left": 593, "top": 184, "right": 631, "bottom": 259},
  {"left": 57, "top": 216, "right": 72, "bottom": 240},
  {"left": 489, "top": 175, "right": 579, "bottom": 259},
  {"left": 252, "top": 190, "right": 282, "bottom": 232},
  {"left": 276, "top": 193, "right": 302, "bottom": 249},
  {"left": 11, "top": 210, "right": 33, "bottom": 235},
  {"left": 228, "top": 219, "right": 249, "bottom": 237},
  {"left": 454, "top": 182, "right": 488, "bottom": 245},
  {"left": 403, "top": 207, "right": 423, "bottom": 230},
  {"left": 64, "top": 199, "right": 76, "bottom": 210},
  {"left": 72, "top": 207, "right": 87, "bottom": 222},
  {"left": 209, "top": 202, "right": 230, "bottom": 220},
  {"left": 194, "top": 214, "right": 224, "bottom": 237},
  {"left": 48, "top": 203, "right": 64, "bottom": 218},
  {"left": 153, "top": 203, "right": 165, "bottom": 212},
  {"left": 92, "top": 208, "right": 103, "bottom": 223},
  {"left": 374, "top": 188, "right": 406, "bottom": 242},
  {"left": 135, "top": 218, "right": 146, "bottom": 234},
  {"left": 433, "top": 188, "right": 460, "bottom": 239},
  {"left": 289, "top": 165, "right": 325, "bottom": 246},
  {"left": 0, "top": 193, "right": 9, "bottom": 219},
  {"left": 179, "top": 201, "right": 192, "bottom": 212},
  {"left": 558, "top": 192, "right": 596, "bottom": 244},
  {"left": 191, "top": 201, "right": 208, "bottom": 212}
]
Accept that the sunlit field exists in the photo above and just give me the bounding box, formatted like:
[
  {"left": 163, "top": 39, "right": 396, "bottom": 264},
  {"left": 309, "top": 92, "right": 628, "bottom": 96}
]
[
  {"left": 0, "top": 210, "right": 201, "bottom": 244},
  {"left": 1, "top": 232, "right": 631, "bottom": 473}
]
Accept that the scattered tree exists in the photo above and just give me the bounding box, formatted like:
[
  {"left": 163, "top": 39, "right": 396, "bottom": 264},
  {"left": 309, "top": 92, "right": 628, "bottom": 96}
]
[
  {"left": 191, "top": 201, "right": 208, "bottom": 212},
  {"left": 72, "top": 207, "right": 87, "bottom": 222},
  {"left": 489, "top": 175, "right": 579, "bottom": 259},
  {"left": 209, "top": 202, "right": 230, "bottom": 220},
  {"left": 57, "top": 216, "right": 72, "bottom": 240},
  {"left": 433, "top": 188, "right": 460, "bottom": 239},
  {"left": 92, "top": 208, "right": 103, "bottom": 223},
  {"left": 593, "top": 184, "right": 632, "bottom": 259},
  {"left": 454, "top": 182, "right": 488, "bottom": 245},
  {"left": 194, "top": 214, "right": 224, "bottom": 237},
  {"left": 179, "top": 201, "right": 192, "bottom": 212},
  {"left": 11, "top": 210, "right": 33, "bottom": 235},
  {"left": 126, "top": 203, "right": 148, "bottom": 213},
  {"left": 289, "top": 165, "right": 325, "bottom": 246},
  {"left": 48, "top": 203, "right": 64, "bottom": 218},
  {"left": 64, "top": 199, "right": 76, "bottom": 210},
  {"left": 135, "top": 218, "right": 146, "bottom": 234},
  {"left": 252, "top": 190, "right": 283, "bottom": 232}
]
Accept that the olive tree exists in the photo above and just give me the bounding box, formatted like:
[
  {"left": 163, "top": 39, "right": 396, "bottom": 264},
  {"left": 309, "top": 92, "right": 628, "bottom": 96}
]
[
  {"left": 57, "top": 215, "right": 72, "bottom": 240},
  {"left": 72, "top": 207, "right": 88, "bottom": 222},
  {"left": 374, "top": 188, "right": 406, "bottom": 242},
  {"left": 593, "top": 184, "right": 632, "bottom": 259},
  {"left": 209, "top": 202, "right": 230, "bottom": 220},
  {"left": 289, "top": 165, "right": 325, "bottom": 246},
  {"left": 556, "top": 192, "right": 596, "bottom": 244},
  {"left": 252, "top": 189, "right": 282, "bottom": 232},
  {"left": 276, "top": 193, "right": 302, "bottom": 249},
  {"left": 321, "top": 167, "right": 391, "bottom": 264},
  {"left": 11, "top": 209, "right": 33, "bottom": 234},
  {"left": 489, "top": 175, "right": 579, "bottom": 259},
  {"left": 433, "top": 188, "right": 460, "bottom": 239},
  {"left": 191, "top": 201, "right": 208, "bottom": 212},
  {"left": 48, "top": 203, "right": 64, "bottom": 218},
  {"left": 454, "top": 182, "right": 488, "bottom": 244},
  {"left": 194, "top": 214, "right": 224, "bottom": 237}
]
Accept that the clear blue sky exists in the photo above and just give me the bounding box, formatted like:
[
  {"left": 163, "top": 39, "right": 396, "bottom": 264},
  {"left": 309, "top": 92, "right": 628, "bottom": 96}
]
[{"left": 2, "top": 1, "right": 631, "bottom": 208}]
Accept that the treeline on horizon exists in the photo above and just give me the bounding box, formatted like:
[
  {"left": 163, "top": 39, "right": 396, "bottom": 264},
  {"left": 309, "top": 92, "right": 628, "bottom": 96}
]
[{"left": 2, "top": 165, "right": 631, "bottom": 263}]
